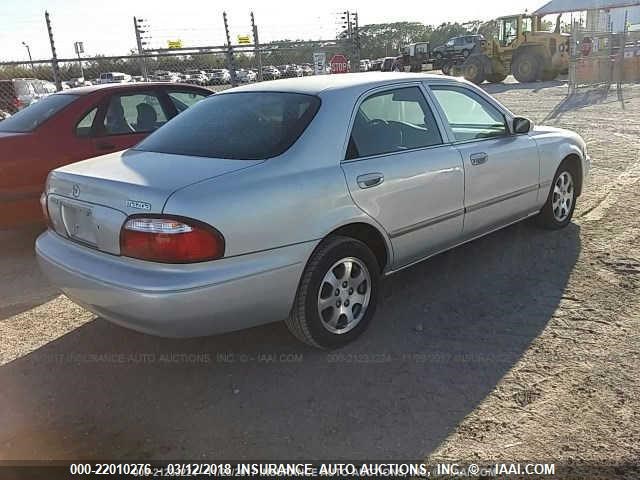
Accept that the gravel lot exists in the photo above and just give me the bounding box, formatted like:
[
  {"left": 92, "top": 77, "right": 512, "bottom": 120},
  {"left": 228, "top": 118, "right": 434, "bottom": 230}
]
[{"left": 0, "top": 78, "right": 638, "bottom": 470}]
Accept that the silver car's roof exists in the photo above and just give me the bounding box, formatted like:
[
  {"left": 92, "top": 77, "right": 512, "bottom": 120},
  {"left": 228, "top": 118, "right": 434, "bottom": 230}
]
[{"left": 227, "top": 72, "right": 463, "bottom": 96}]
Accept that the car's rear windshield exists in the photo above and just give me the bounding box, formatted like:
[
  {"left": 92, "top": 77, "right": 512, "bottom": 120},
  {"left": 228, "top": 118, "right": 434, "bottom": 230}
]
[
  {"left": 135, "top": 92, "right": 320, "bottom": 160},
  {"left": 0, "top": 94, "right": 78, "bottom": 133}
]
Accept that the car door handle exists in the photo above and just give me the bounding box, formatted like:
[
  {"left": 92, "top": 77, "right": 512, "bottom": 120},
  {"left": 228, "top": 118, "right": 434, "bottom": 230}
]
[
  {"left": 470, "top": 152, "right": 488, "bottom": 165},
  {"left": 357, "top": 173, "right": 384, "bottom": 189},
  {"left": 97, "top": 142, "right": 116, "bottom": 151}
]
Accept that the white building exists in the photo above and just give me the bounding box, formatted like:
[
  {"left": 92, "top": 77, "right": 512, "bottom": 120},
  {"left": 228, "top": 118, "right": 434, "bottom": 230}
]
[{"left": 534, "top": 0, "right": 640, "bottom": 32}]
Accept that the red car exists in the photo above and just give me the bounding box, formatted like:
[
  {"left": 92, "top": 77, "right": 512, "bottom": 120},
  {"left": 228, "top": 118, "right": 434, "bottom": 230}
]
[{"left": 0, "top": 82, "right": 212, "bottom": 228}]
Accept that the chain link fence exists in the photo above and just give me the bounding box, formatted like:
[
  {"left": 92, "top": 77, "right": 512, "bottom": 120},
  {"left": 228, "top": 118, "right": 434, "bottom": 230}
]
[
  {"left": 569, "top": 27, "right": 640, "bottom": 92},
  {"left": 0, "top": 39, "right": 355, "bottom": 119}
]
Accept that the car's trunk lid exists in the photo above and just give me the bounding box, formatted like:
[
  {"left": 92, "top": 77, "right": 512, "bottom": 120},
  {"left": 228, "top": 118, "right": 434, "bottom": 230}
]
[{"left": 46, "top": 149, "right": 262, "bottom": 254}]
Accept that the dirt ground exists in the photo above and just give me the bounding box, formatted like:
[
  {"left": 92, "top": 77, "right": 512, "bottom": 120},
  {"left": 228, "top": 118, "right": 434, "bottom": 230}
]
[{"left": 0, "top": 78, "right": 638, "bottom": 475}]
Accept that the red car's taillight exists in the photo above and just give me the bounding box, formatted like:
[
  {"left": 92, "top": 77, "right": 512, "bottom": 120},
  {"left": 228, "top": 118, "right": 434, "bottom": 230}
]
[
  {"left": 40, "top": 193, "right": 54, "bottom": 229},
  {"left": 120, "top": 215, "right": 225, "bottom": 263}
]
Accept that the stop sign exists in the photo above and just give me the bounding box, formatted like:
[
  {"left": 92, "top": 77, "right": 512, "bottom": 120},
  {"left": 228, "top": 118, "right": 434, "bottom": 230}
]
[{"left": 330, "top": 54, "right": 349, "bottom": 74}]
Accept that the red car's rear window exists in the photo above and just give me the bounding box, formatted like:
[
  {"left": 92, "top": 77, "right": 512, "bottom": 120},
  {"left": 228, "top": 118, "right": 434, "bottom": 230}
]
[{"left": 0, "top": 94, "right": 78, "bottom": 133}]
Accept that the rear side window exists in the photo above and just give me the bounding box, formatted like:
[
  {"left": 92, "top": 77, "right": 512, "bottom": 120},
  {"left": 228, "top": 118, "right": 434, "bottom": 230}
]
[
  {"left": 76, "top": 107, "right": 98, "bottom": 137},
  {"left": 347, "top": 87, "right": 442, "bottom": 159},
  {"left": 103, "top": 92, "right": 168, "bottom": 134},
  {"left": 0, "top": 94, "right": 77, "bottom": 132},
  {"left": 135, "top": 92, "right": 320, "bottom": 160}
]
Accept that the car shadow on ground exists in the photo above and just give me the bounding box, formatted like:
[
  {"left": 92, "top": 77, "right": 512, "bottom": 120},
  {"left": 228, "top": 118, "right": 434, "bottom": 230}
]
[
  {"left": 0, "top": 225, "right": 57, "bottom": 320},
  {"left": 0, "top": 221, "right": 580, "bottom": 460}
]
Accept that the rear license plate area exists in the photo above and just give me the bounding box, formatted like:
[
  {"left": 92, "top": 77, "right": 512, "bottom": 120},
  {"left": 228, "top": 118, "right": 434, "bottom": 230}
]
[{"left": 60, "top": 202, "right": 97, "bottom": 246}]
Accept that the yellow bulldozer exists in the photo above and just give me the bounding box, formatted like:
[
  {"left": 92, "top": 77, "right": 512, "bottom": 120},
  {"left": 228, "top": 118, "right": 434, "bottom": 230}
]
[{"left": 462, "top": 14, "right": 571, "bottom": 84}]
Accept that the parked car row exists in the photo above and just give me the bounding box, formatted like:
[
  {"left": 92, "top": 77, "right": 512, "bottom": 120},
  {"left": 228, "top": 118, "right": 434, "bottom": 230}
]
[{"left": 0, "top": 78, "right": 57, "bottom": 115}]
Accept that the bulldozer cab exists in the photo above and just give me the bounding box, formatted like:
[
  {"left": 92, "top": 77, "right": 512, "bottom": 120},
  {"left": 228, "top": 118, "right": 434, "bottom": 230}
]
[{"left": 497, "top": 15, "right": 537, "bottom": 48}]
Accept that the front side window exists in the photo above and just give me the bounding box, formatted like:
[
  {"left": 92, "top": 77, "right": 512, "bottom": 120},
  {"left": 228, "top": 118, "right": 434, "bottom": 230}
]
[
  {"left": 103, "top": 92, "right": 168, "bottom": 135},
  {"left": 135, "top": 92, "right": 320, "bottom": 160},
  {"left": 431, "top": 86, "right": 507, "bottom": 142},
  {"left": 0, "top": 94, "right": 77, "bottom": 133},
  {"left": 347, "top": 86, "right": 442, "bottom": 160}
]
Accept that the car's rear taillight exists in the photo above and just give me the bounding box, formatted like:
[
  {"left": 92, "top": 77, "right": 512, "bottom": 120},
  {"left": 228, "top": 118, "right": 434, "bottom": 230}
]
[
  {"left": 120, "top": 215, "right": 225, "bottom": 263},
  {"left": 12, "top": 97, "right": 23, "bottom": 110},
  {"left": 40, "top": 193, "right": 54, "bottom": 229}
]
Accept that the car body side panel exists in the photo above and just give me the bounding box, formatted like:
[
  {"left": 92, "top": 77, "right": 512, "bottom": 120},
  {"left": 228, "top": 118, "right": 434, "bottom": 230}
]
[
  {"left": 341, "top": 145, "right": 465, "bottom": 269},
  {"left": 530, "top": 125, "right": 587, "bottom": 203},
  {"left": 454, "top": 135, "right": 540, "bottom": 236},
  {"left": 163, "top": 160, "right": 377, "bottom": 259}
]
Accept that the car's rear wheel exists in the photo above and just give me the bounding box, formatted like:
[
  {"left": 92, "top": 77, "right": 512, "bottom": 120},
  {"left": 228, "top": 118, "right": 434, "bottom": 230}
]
[
  {"left": 536, "top": 161, "right": 579, "bottom": 229},
  {"left": 286, "top": 236, "right": 380, "bottom": 348}
]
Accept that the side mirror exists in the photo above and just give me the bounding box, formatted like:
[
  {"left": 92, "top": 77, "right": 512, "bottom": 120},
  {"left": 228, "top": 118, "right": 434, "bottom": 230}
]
[{"left": 513, "top": 116, "right": 532, "bottom": 134}]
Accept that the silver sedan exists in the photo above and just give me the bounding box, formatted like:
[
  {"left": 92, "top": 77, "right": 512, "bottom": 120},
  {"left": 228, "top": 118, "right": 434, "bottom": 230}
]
[{"left": 36, "top": 73, "right": 589, "bottom": 348}]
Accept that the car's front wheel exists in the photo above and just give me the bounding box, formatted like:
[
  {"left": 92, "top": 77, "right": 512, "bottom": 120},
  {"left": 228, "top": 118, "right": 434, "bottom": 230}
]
[
  {"left": 536, "top": 161, "right": 579, "bottom": 229},
  {"left": 286, "top": 236, "right": 380, "bottom": 348}
]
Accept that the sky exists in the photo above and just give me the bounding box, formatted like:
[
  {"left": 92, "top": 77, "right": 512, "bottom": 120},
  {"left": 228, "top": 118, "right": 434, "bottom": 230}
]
[{"left": 1, "top": 0, "right": 546, "bottom": 61}]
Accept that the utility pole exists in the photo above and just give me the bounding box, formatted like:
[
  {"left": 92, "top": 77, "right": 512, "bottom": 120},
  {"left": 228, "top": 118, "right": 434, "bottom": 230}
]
[
  {"left": 74, "top": 41, "right": 85, "bottom": 80},
  {"left": 340, "top": 10, "right": 358, "bottom": 72},
  {"left": 22, "top": 42, "right": 34, "bottom": 70},
  {"left": 352, "top": 11, "right": 360, "bottom": 72},
  {"left": 134, "top": 17, "right": 149, "bottom": 80},
  {"left": 223, "top": 12, "right": 238, "bottom": 87},
  {"left": 251, "top": 12, "right": 263, "bottom": 81},
  {"left": 45, "top": 11, "right": 62, "bottom": 91}
]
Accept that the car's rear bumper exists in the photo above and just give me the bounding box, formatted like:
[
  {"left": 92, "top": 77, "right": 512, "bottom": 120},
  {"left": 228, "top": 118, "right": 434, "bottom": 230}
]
[{"left": 36, "top": 231, "right": 316, "bottom": 337}]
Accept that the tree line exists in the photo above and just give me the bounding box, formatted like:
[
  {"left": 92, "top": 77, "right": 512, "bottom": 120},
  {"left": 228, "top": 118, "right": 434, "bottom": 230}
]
[{"left": 1, "top": 18, "right": 527, "bottom": 81}]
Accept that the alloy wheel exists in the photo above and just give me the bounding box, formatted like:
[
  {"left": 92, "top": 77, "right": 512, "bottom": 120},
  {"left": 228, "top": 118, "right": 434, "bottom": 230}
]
[
  {"left": 552, "top": 171, "right": 574, "bottom": 222},
  {"left": 317, "top": 257, "right": 371, "bottom": 334}
]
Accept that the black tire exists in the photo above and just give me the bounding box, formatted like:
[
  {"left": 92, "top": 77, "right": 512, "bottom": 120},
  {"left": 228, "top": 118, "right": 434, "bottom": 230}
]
[
  {"left": 461, "top": 49, "right": 470, "bottom": 58},
  {"left": 486, "top": 73, "right": 508, "bottom": 83},
  {"left": 286, "top": 236, "right": 380, "bottom": 349},
  {"left": 540, "top": 68, "right": 558, "bottom": 81},
  {"left": 512, "top": 52, "right": 540, "bottom": 83},
  {"left": 535, "top": 160, "right": 579, "bottom": 230},
  {"left": 434, "top": 51, "right": 443, "bottom": 60},
  {"left": 463, "top": 56, "right": 486, "bottom": 84}
]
